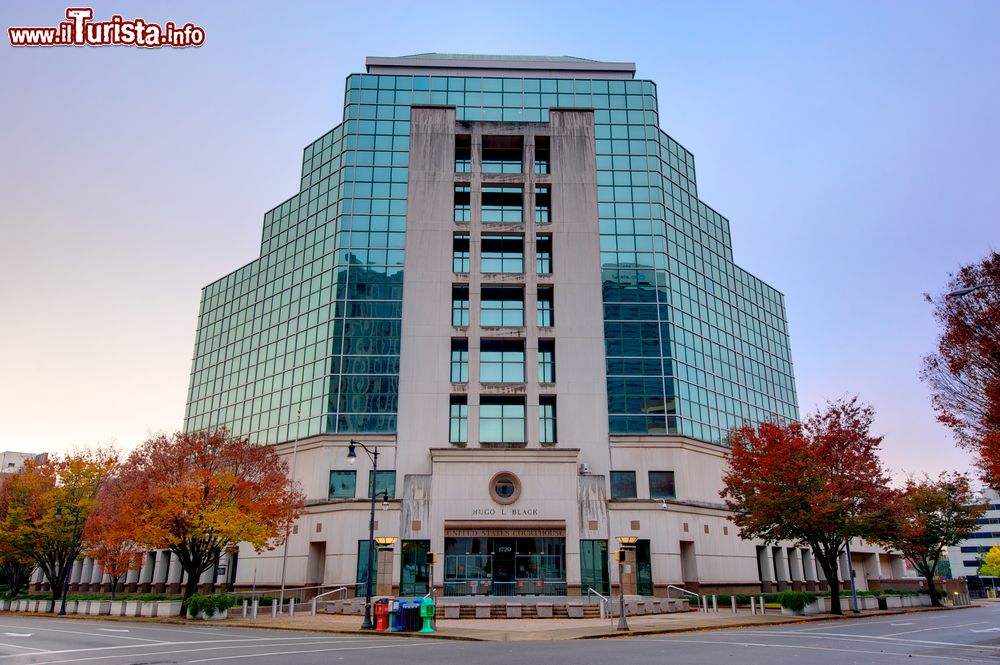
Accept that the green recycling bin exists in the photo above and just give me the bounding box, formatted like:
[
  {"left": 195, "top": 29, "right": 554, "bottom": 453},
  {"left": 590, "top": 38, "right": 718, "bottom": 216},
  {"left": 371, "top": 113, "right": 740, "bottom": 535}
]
[{"left": 419, "top": 596, "right": 435, "bottom": 633}]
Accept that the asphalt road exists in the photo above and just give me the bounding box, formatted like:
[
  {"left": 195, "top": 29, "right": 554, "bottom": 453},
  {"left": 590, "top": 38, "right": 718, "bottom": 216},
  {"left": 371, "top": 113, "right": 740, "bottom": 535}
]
[{"left": 0, "top": 604, "right": 998, "bottom": 664}]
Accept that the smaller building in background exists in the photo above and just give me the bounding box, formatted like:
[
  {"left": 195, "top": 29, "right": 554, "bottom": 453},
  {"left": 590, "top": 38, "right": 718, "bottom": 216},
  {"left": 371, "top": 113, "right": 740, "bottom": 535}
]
[
  {"left": 0, "top": 451, "right": 46, "bottom": 475},
  {"left": 947, "top": 489, "right": 1000, "bottom": 577}
]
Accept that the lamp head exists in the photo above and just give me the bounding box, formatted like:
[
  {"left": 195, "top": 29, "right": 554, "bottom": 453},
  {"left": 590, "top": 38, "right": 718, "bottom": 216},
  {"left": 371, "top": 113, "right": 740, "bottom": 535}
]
[
  {"left": 347, "top": 441, "right": 357, "bottom": 463},
  {"left": 55, "top": 505, "right": 63, "bottom": 519}
]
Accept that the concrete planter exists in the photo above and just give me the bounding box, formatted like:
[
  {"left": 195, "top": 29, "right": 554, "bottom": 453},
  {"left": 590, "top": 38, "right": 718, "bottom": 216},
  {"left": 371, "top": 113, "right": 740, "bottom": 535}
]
[
  {"left": 76, "top": 600, "right": 90, "bottom": 614},
  {"left": 884, "top": 595, "right": 903, "bottom": 609},
  {"left": 918, "top": 594, "right": 932, "bottom": 607},
  {"left": 803, "top": 600, "right": 821, "bottom": 615},
  {"left": 64, "top": 600, "right": 79, "bottom": 614},
  {"left": 124, "top": 601, "right": 143, "bottom": 617},
  {"left": 0, "top": 599, "right": 10, "bottom": 611},
  {"left": 109, "top": 601, "right": 126, "bottom": 616},
  {"left": 37, "top": 600, "right": 54, "bottom": 613},
  {"left": 155, "top": 600, "right": 184, "bottom": 617},
  {"left": 140, "top": 602, "right": 158, "bottom": 617},
  {"left": 861, "top": 596, "right": 879, "bottom": 611},
  {"left": 192, "top": 609, "right": 228, "bottom": 621},
  {"left": 26, "top": 600, "right": 38, "bottom": 612},
  {"left": 89, "top": 600, "right": 112, "bottom": 615},
  {"left": 780, "top": 606, "right": 804, "bottom": 616}
]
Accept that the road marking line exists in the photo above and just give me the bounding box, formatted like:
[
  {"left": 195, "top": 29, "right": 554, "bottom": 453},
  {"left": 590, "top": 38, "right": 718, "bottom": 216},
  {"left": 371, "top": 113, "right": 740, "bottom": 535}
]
[
  {"left": 0, "top": 638, "right": 377, "bottom": 663},
  {"left": 187, "top": 641, "right": 438, "bottom": 664},
  {"left": 0, "top": 643, "right": 48, "bottom": 654},
  {"left": 96, "top": 629, "right": 129, "bottom": 633},
  {"left": 730, "top": 629, "right": 1000, "bottom": 651},
  {"left": 0, "top": 635, "right": 31, "bottom": 638},
  {"left": 890, "top": 622, "right": 915, "bottom": 626},
  {"left": 647, "top": 638, "right": 988, "bottom": 663},
  {"left": 0, "top": 624, "right": 162, "bottom": 643},
  {"left": 885, "top": 621, "right": 987, "bottom": 637}
]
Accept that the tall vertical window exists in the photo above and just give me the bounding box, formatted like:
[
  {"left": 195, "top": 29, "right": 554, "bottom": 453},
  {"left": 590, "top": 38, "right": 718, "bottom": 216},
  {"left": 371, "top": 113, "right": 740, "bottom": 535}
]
[
  {"left": 455, "top": 134, "right": 471, "bottom": 173},
  {"left": 453, "top": 233, "right": 470, "bottom": 273},
  {"left": 480, "top": 339, "right": 525, "bottom": 383},
  {"left": 449, "top": 396, "right": 468, "bottom": 444},
  {"left": 535, "top": 186, "right": 551, "bottom": 224},
  {"left": 452, "top": 286, "right": 470, "bottom": 326},
  {"left": 539, "top": 395, "right": 557, "bottom": 444},
  {"left": 480, "top": 235, "right": 524, "bottom": 273},
  {"left": 536, "top": 234, "right": 552, "bottom": 274},
  {"left": 534, "top": 136, "right": 550, "bottom": 174},
  {"left": 454, "top": 185, "right": 471, "bottom": 223},
  {"left": 450, "top": 339, "right": 469, "bottom": 383},
  {"left": 481, "top": 286, "right": 524, "bottom": 327},
  {"left": 482, "top": 186, "right": 523, "bottom": 223},
  {"left": 482, "top": 135, "right": 522, "bottom": 173},
  {"left": 480, "top": 396, "right": 526, "bottom": 444},
  {"left": 537, "top": 287, "right": 554, "bottom": 327},
  {"left": 538, "top": 339, "right": 555, "bottom": 383}
]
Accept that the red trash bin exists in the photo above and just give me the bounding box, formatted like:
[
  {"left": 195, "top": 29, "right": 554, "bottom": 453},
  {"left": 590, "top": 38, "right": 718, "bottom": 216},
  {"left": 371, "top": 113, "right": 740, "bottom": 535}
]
[{"left": 375, "top": 600, "right": 389, "bottom": 631}]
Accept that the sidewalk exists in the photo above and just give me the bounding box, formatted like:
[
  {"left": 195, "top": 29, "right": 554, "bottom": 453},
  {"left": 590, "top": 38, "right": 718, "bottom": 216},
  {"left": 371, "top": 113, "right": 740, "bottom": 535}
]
[{"left": 209, "top": 604, "right": 967, "bottom": 641}]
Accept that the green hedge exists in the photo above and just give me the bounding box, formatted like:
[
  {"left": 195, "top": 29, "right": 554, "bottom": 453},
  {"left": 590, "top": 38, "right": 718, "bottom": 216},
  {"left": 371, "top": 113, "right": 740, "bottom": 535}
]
[{"left": 184, "top": 594, "right": 236, "bottom": 617}]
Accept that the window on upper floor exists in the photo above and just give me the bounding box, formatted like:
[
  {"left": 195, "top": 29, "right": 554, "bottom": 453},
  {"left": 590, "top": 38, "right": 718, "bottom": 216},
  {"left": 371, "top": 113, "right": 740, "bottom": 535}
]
[
  {"left": 535, "top": 186, "right": 551, "bottom": 224},
  {"left": 480, "top": 396, "right": 526, "bottom": 444},
  {"left": 534, "top": 136, "right": 550, "bottom": 174},
  {"left": 536, "top": 234, "right": 552, "bottom": 274},
  {"left": 610, "top": 471, "right": 637, "bottom": 499},
  {"left": 454, "top": 185, "right": 471, "bottom": 223},
  {"left": 482, "top": 135, "right": 522, "bottom": 174},
  {"left": 449, "top": 395, "right": 468, "bottom": 444},
  {"left": 455, "top": 134, "right": 471, "bottom": 173},
  {"left": 452, "top": 285, "right": 470, "bottom": 326},
  {"left": 368, "top": 470, "right": 396, "bottom": 499},
  {"left": 481, "top": 234, "right": 524, "bottom": 273},
  {"left": 481, "top": 286, "right": 524, "bottom": 327},
  {"left": 538, "top": 339, "right": 555, "bottom": 383},
  {"left": 539, "top": 395, "right": 557, "bottom": 445},
  {"left": 450, "top": 338, "right": 469, "bottom": 383},
  {"left": 482, "top": 186, "right": 523, "bottom": 223},
  {"left": 537, "top": 287, "right": 554, "bottom": 327},
  {"left": 329, "top": 470, "right": 357, "bottom": 499},
  {"left": 480, "top": 339, "right": 525, "bottom": 383},
  {"left": 453, "top": 233, "right": 470, "bottom": 273},
  {"left": 649, "top": 471, "right": 676, "bottom": 499}
]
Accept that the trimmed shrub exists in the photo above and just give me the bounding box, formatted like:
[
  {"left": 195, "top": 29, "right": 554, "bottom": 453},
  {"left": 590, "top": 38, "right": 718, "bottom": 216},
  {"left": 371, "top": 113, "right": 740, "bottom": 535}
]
[
  {"left": 184, "top": 594, "right": 236, "bottom": 617},
  {"left": 778, "top": 591, "right": 818, "bottom": 612}
]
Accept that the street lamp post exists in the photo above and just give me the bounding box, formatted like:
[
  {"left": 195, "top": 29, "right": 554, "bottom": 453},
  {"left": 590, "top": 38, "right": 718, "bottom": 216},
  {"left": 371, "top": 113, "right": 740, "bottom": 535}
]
[
  {"left": 946, "top": 283, "right": 1000, "bottom": 298},
  {"left": 347, "top": 440, "right": 381, "bottom": 630},
  {"left": 55, "top": 505, "right": 82, "bottom": 616},
  {"left": 844, "top": 539, "right": 860, "bottom": 614},
  {"left": 615, "top": 536, "right": 638, "bottom": 631}
]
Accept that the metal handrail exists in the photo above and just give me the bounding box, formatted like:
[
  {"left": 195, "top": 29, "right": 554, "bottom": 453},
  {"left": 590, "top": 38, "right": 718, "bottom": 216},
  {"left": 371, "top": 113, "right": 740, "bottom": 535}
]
[
  {"left": 666, "top": 584, "right": 699, "bottom": 599},
  {"left": 229, "top": 583, "right": 353, "bottom": 596},
  {"left": 586, "top": 587, "right": 612, "bottom": 625},
  {"left": 311, "top": 586, "right": 351, "bottom": 616}
]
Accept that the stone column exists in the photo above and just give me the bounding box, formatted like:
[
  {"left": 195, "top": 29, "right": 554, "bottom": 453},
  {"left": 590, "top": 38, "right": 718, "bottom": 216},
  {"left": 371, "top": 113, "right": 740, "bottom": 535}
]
[
  {"left": 69, "top": 557, "right": 84, "bottom": 592},
  {"left": 152, "top": 551, "right": 170, "bottom": 594},
  {"left": 166, "top": 553, "right": 184, "bottom": 596},
  {"left": 79, "top": 558, "right": 94, "bottom": 592},
  {"left": 138, "top": 552, "right": 156, "bottom": 594},
  {"left": 772, "top": 547, "right": 789, "bottom": 591},
  {"left": 757, "top": 546, "right": 774, "bottom": 593},
  {"left": 801, "top": 549, "right": 819, "bottom": 591},
  {"left": 787, "top": 548, "right": 803, "bottom": 591},
  {"left": 621, "top": 549, "right": 638, "bottom": 596},
  {"left": 89, "top": 561, "right": 104, "bottom": 592},
  {"left": 124, "top": 566, "right": 140, "bottom": 594},
  {"left": 198, "top": 563, "right": 216, "bottom": 595}
]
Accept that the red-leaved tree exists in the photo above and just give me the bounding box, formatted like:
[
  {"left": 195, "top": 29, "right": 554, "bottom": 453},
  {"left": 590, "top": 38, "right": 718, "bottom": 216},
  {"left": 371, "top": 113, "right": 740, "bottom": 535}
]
[
  {"left": 880, "top": 473, "right": 984, "bottom": 606},
  {"left": 721, "top": 397, "right": 896, "bottom": 614},
  {"left": 922, "top": 251, "right": 1000, "bottom": 492},
  {"left": 117, "top": 430, "right": 304, "bottom": 598}
]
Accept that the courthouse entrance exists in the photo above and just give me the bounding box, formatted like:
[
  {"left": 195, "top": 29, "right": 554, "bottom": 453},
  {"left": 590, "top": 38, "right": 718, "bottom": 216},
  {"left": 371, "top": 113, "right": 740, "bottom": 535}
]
[{"left": 443, "top": 521, "right": 566, "bottom": 596}]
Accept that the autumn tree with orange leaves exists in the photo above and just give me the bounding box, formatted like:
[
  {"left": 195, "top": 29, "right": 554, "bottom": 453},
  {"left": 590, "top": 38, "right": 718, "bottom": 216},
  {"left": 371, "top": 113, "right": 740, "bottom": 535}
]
[
  {"left": 83, "top": 481, "right": 145, "bottom": 600},
  {"left": 721, "top": 397, "right": 896, "bottom": 615},
  {"left": 117, "top": 430, "right": 304, "bottom": 599},
  {"left": 0, "top": 449, "right": 118, "bottom": 604},
  {"left": 880, "top": 473, "right": 984, "bottom": 606},
  {"left": 922, "top": 251, "right": 1000, "bottom": 492}
]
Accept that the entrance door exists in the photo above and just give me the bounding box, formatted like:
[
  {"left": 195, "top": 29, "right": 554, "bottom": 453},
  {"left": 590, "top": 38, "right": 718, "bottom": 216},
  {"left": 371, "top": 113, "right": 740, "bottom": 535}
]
[
  {"left": 492, "top": 538, "right": 516, "bottom": 597},
  {"left": 636, "top": 540, "right": 653, "bottom": 596},
  {"left": 400, "top": 540, "right": 430, "bottom": 596}
]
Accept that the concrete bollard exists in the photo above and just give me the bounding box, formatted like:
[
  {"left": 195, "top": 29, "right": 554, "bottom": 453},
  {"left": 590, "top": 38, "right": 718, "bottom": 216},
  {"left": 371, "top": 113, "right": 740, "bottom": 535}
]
[
  {"left": 251, "top": 599, "right": 258, "bottom": 621},
  {"left": 272, "top": 600, "right": 278, "bottom": 618},
  {"left": 732, "top": 596, "right": 737, "bottom": 614},
  {"left": 311, "top": 598, "right": 317, "bottom": 616},
  {"left": 750, "top": 597, "right": 756, "bottom": 615},
  {"left": 242, "top": 600, "right": 248, "bottom": 619},
  {"left": 712, "top": 595, "right": 718, "bottom": 612},
  {"left": 759, "top": 596, "right": 765, "bottom": 614},
  {"left": 289, "top": 598, "right": 294, "bottom": 617},
  {"left": 702, "top": 596, "right": 708, "bottom": 612}
]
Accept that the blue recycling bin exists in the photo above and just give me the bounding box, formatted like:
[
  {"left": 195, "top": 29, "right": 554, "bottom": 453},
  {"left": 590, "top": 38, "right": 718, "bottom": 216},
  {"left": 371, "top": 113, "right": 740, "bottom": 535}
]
[{"left": 387, "top": 600, "right": 400, "bottom": 632}]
